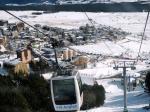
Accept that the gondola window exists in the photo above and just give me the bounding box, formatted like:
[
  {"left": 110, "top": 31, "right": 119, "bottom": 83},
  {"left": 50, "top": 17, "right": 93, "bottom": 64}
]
[{"left": 53, "top": 79, "right": 77, "bottom": 105}]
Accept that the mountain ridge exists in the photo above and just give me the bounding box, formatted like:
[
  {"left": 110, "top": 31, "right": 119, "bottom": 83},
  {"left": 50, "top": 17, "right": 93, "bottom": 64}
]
[
  {"left": 0, "top": 0, "right": 56, "bottom": 4},
  {"left": 1, "top": 0, "right": 149, "bottom": 5}
]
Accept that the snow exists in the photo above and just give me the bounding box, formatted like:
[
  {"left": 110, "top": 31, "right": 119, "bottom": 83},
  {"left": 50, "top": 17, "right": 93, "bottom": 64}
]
[
  {"left": 79, "top": 67, "right": 120, "bottom": 78},
  {"left": 80, "top": 79, "right": 150, "bottom": 112},
  {"left": 126, "top": 71, "right": 141, "bottom": 77},
  {"left": 71, "top": 41, "right": 126, "bottom": 56},
  {"left": 70, "top": 33, "right": 150, "bottom": 60}
]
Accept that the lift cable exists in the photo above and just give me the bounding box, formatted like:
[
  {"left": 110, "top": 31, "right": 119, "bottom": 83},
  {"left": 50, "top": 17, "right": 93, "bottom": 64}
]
[
  {"left": 3, "top": 10, "right": 63, "bottom": 71},
  {"left": 80, "top": 5, "right": 95, "bottom": 27},
  {"left": 136, "top": 11, "right": 149, "bottom": 62},
  {"left": 3, "top": 10, "right": 48, "bottom": 38},
  {"left": 103, "top": 40, "right": 113, "bottom": 54},
  {"left": 80, "top": 6, "right": 114, "bottom": 55},
  {"left": 80, "top": 5, "right": 98, "bottom": 43}
]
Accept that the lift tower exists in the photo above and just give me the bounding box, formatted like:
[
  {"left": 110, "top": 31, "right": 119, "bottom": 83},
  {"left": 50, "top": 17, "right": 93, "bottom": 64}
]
[{"left": 113, "top": 61, "right": 136, "bottom": 112}]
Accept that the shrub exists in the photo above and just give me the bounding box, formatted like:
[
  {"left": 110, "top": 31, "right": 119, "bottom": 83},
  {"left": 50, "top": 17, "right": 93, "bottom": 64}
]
[
  {"left": 93, "top": 84, "right": 106, "bottom": 106},
  {"left": 17, "top": 74, "right": 52, "bottom": 111},
  {"left": 145, "top": 72, "right": 150, "bottom": 93},
  {"left": 0, "top": 87, "right": 31, "bottom": 112},
  {"left": 81, "top": 89, "right": 97, "bottom": 109},
  {"left": 81, "top": 84, "right": 105, "bottom": 110},
  {"left": 0, "top": 75, "right": 16, "bottom": 86},
  {"left": 0, "top": 74, "right": 53, "bottom": 112}
]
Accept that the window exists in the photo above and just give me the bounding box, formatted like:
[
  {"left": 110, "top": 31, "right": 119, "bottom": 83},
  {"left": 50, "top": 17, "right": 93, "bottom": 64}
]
[{"left": 53, "top": 79, "right": 77, "bottom": 105}]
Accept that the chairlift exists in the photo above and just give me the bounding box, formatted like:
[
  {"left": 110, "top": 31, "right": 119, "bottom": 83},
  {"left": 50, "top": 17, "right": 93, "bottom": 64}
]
[{"left": 50, "top": 70, "right": 83, "bottom": 111}]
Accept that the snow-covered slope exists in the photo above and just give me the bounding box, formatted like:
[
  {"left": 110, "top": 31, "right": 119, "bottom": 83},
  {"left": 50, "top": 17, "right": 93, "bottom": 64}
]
[
  {"left": 0, "top": 11, "right": 150, "bottom": 36},
  {"left": 82, "top": 79, "right": 149, "bottom": 112}
]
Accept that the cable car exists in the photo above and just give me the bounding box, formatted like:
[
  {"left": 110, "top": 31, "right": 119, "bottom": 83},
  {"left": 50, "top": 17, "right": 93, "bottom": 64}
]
[{"left": 50, "top": 70, "right": 83, "bottom": 111}]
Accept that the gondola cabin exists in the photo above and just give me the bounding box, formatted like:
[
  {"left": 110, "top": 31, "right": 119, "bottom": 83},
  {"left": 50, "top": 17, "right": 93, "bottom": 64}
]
[{"left": 50, "top": 72, "right": 83, "bottom": 111}]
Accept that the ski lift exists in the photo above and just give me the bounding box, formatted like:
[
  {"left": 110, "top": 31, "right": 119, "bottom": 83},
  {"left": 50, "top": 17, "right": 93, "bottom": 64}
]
[{"left": 50, "top": 70, "right": 83, "bottom": 111}]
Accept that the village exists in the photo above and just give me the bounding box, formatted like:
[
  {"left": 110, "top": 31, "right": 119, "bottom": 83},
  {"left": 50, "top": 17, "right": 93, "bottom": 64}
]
[{"left": 0, "top": 17, "right": 129, "bottom": 76}]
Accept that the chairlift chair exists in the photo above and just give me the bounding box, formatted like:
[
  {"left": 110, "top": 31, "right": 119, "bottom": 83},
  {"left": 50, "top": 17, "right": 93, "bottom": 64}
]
[{"left": 50, "top": 71, "right": 83, "bottom": 111}]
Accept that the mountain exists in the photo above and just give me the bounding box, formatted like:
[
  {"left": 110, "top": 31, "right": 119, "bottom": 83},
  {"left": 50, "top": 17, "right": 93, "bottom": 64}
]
[
  {"left": 0, "top": 0, "right": 150, "bottom": 12},
  {"left": 1, "top": 0, "right": 149, "bottom": 5},
  {"left": 0, "top": 0, "right": 57, "bottom": 5}
]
